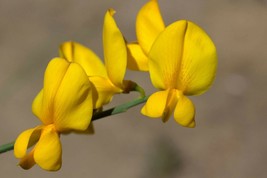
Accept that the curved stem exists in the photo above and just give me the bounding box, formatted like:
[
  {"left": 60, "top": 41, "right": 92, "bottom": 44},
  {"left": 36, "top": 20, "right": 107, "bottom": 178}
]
[
  {"left": 0, "top": 95, "right": 149, "bottom": 154},
  {"left": 122, "top": 80, "right": 146, "bottom": 98}
]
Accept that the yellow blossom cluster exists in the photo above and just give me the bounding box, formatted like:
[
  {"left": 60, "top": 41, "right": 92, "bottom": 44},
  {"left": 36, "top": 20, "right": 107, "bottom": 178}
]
[{"left": 14, "top": 0, "right": 217, "bottom": 171}]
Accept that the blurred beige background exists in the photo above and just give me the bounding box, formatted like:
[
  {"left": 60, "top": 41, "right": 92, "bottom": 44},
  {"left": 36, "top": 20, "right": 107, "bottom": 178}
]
[{"left": 1, "top": 0, "right": 267, "bottom": 177}]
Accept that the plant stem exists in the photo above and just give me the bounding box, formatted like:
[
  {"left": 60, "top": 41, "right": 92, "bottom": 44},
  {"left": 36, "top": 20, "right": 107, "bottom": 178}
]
[
  {"left": 0, "top": 96, "right": 149, "bottom": 154},
  {"left": 0, "top": 142, "right": 15, "bottom": 154},
  {"left": 92, "top": 95, "right": 148, "bottom": 121}
]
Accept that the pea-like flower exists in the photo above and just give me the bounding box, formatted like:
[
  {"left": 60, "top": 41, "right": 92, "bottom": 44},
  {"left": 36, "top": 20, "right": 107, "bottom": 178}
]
[
  {"left": 126, "top": 0, "right": 217, "bottom": 127},
  {"left": 60, "top": 9, "right": 134, "bottom": 109},
  {"left": 141, "top": 20, "right": 217, "bottom": 127},
  {"left": 14, "top": 58, "right": 93, "bottom": 171}
]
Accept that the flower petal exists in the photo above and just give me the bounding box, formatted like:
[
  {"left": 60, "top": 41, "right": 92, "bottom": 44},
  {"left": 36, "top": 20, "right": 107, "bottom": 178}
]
[
  {"left": 174, "top": 95, "right": 195, "bottom": 128},
  {"left": 59, "top": 41, "right": 107, "bottom": 77},
  {"left": 32, "top": 89, "right": 43, "bottom": 122},
  {"left": 14, "top": 126, "right": 42, "bottom": 159},
  {"left": 53, "top": 61, "right": 93, "bottom": 132},
  {"left": 33, "top": 58, "right": 70, "bottom": 125},
  {"left": 103, "top": 9, "right": 127, "bottom": 88},
  {"left": 149, "top": 20, "right": 188, "bottom": 89},
  {"left": 141, "top": 90, "right": 169, "bottom": 118},
  {"left": 72, "top": 123, "right": 95, "bottom": 135},
  {"left": 34, "top": 125, "right": 62, "bottom": 171},
  {"left": 33, "top": 58, "right": 93, "bottom": 131},
  {"left": 179, "top": 21, "right": 217, "bottom": 95},
  {"left": 89, "top": 76, "right": 122, "bottom": 108},
  {"left": 127, "top": 42, "right": 149, "bottom": 71},
  {"left": 19, "top": 150, "right": 36, "bottom": 170},
  {"left": 162, "top": 89, "right": 179, "bottom": 123},
  {"left": 136, "top": 0, "right": 165, "bottom": 54}
]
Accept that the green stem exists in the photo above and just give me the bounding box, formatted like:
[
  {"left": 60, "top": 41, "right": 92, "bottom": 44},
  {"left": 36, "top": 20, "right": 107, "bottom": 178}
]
[
  {"left": 134, "top": 84, "right": 146, "bottom": 98},
  {"left": 122, "top": 80, "right": 146, "bottom": 98},
  {"left": 93, "top": 95, "right": 148, "bottom": 121},
  {"left": 0, "top": 142, "right": 15, "bottom": 154},
  {"left": 0, "top": 96, "right": 149, "bottom": 154}
]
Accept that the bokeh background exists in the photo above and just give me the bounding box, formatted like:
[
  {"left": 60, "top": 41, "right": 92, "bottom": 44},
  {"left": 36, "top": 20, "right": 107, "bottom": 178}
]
[{"left": 1, "top": 0, "right": 267, "bottom": 177}]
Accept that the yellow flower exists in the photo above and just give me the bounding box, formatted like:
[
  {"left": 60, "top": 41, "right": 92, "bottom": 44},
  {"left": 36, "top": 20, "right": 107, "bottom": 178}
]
[
  {"left": 60, "top": 9, "right": 131, "bottom": 109},
  {"left": 141, "top": 20, "right": 217, "bottom": 127},
  {"left": 127, "top": 0, "right": 165, "bottom": 71},
  {"left": 126, "top": 0, "right": 217, "bottom": 127},
  {"left": 14, "top": 58, "right": 93, "bottom": 171}
]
